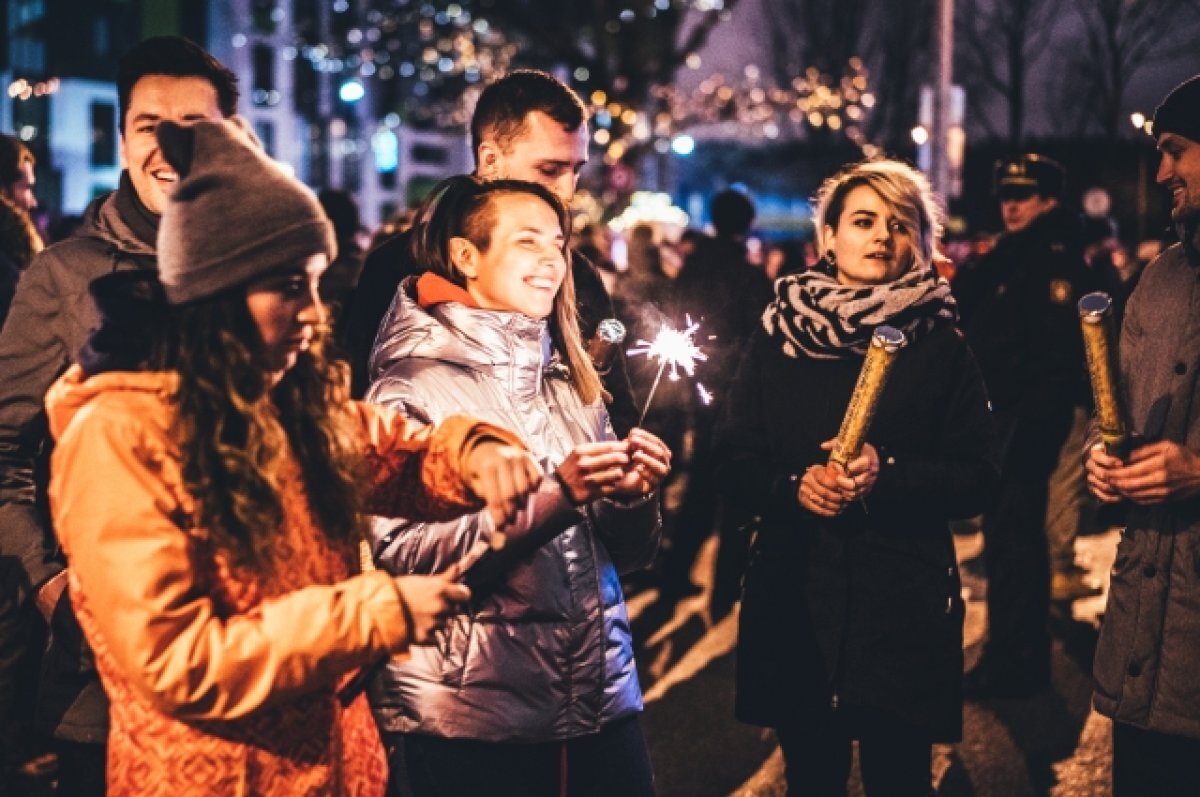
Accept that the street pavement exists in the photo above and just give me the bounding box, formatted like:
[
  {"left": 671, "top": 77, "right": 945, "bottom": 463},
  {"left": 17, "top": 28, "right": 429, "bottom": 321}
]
[
  {"left": 631, "top": 529, "right": 1121, "bottom": 797},
  {"left": 8, "top": 526, "right": 1118, "bottom": 796}
]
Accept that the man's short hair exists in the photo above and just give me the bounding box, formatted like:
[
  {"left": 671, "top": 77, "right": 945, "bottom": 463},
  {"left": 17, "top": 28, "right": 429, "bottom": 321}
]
[
  {"left": 0, "top": 134, "right": 34, "bottom": 188},
  {"left": 117, "top": 36, "right": 239, "bottom": 135},
  {"left": 711, "top": 189, "right": 756, "bottom": 238},
  {"left": 470, "top": 70, "right": 587, "bottom": 162}
]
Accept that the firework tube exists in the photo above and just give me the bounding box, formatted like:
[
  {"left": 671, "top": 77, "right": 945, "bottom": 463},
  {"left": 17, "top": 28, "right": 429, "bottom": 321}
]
[
  {"left": 828, "top": 325, "right": 906, "bottom": 470},
  {"left": 1078, "top": 292, "right": 1130, "bottom": 460},
  {"left": 586, "top": 318, "right": 627, "bottom": 373}
]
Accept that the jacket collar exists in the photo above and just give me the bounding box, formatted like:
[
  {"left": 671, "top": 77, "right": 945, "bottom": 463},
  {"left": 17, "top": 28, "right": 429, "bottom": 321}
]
[{"left": 370, "top": 275, "right": 553, "bottom": 400}]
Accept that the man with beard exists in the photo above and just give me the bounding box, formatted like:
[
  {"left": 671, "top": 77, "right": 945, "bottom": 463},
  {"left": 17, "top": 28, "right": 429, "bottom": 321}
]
[
  {"left": 955, "top": 153, "right": 1095, "bottom": 698},
  {"left": 1086, "top": 75, "right": 1200, "bottom": 795},
  {"left": 0, "top": 37, "right": 236, "bottom": 794}
]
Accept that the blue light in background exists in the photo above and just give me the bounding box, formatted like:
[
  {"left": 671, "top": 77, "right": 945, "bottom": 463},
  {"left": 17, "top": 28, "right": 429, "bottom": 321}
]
[
  {"left": 338, "top": 79, "right": 365, "bottom": 103},
  {"left": 372, "top": 128, "right": 399, "bottom": 173},
  {"left": 671, "top": 134, "right": 696, "bottom": 156}
]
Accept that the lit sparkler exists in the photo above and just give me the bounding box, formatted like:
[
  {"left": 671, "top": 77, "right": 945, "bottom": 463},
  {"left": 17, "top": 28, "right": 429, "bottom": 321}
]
[{"left": 627, "top": 317, "right": 708, "bottom": 424}]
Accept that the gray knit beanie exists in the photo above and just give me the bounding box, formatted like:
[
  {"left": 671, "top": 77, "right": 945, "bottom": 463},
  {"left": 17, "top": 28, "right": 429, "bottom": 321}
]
[{"left": 156, "top": 118, "right": 336, "bottom": 305}]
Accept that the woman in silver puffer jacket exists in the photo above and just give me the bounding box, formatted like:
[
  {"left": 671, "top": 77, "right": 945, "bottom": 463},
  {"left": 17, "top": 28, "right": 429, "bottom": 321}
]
[{"left": 365, "top": 176, "right": 670, "bottom": 797}]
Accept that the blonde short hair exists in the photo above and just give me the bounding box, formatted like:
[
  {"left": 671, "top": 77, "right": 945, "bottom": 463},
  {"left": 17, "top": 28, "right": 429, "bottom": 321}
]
[{"left": 813, "top": 159, "right": 944, "bottom": 275}]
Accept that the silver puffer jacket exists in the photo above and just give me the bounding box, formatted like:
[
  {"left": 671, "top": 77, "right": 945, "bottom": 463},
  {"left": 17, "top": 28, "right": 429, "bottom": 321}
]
[{"left": 364, "top": 278, "right": 660, "bottom": 742}]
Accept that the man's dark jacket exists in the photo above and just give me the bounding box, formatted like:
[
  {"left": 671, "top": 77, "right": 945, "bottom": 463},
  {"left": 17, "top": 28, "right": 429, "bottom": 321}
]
[
  {"left": 953, "top": 206, "right": 1097, "bottom": 471},
  {"left": 0, "top": 178, "right": 155, "bottom": 741}
]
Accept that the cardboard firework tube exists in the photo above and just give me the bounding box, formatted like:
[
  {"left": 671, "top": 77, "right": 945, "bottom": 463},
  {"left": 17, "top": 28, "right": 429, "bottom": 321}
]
[
  {"left": 585, "top": 318, "right": 627, "bottom": 373},
  {"left": 1078, "top": 292, "right": 1130, "bottom": 460},
  {"left": 828, "top": 325, "right": 906, "bottom": 470}
]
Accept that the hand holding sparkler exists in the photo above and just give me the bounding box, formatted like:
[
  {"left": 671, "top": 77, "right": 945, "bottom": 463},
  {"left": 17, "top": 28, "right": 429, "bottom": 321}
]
[{"left": 627, "top": 317, "right": 708, "bottom": 424}]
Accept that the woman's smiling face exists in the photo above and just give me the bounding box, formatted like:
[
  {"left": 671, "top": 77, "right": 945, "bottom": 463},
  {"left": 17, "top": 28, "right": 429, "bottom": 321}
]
[
  {"left": 826, "top": 184, "right": 915, "bottom": 287},
  {"left": 455, "top": 192, "right": 567, "bottom": 319}
]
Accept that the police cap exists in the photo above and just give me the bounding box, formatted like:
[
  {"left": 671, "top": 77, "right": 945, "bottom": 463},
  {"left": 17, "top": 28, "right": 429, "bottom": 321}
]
[{"left": 993, "top": 154, "right": 1066, "bottom": 201}]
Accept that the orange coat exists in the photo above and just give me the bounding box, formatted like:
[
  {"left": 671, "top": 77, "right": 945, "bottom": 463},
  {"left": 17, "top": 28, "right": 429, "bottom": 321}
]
[{"left": 45, "top": 366, "right": 519, "bottom": 796}]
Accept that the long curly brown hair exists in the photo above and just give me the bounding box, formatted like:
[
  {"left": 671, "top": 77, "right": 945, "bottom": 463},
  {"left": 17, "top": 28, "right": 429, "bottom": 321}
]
[{"left": 161, "top": 290, "right": 364, "bottom": 570}]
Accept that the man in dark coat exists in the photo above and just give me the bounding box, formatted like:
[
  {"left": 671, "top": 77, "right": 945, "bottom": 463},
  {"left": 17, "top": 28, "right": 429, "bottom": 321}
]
[
  {"left": 1086, "top": 74, "right": 1200, "bottom": 795},
  {"left": 341, "top": 70, "right": 637, "bottom": 435},
  {"left": 955, "top": 154, "right": 1096, "bottom": 697},
  {"left": 0, "top": 37, "right": 236, "bottom": 793}
]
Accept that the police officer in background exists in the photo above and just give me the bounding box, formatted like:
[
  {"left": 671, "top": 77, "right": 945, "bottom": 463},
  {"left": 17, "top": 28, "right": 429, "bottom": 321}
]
[{"left": 954, "top": 154, "right": 1097, "bottom": 698}]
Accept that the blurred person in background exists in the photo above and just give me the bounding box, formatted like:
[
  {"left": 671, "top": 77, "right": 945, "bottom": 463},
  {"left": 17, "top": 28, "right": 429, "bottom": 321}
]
[
  {"left": 318, "top": 187, "right": 367, "bottom": 328},
  {"left": 0, "top": 134, "right": 43, "bottom": 329},
  {"left": 655, "top": 189, "right": 772, "bottom": 610},
  {"left": 955, "top": 154, "right": 1096, "bottom": 698}
]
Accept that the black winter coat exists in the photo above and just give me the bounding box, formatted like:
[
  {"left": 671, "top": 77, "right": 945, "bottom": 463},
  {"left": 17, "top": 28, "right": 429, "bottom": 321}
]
[
  {"left": 721, "top": 324, "right": 999, "bottom": 741},
  {"left": 953, "top": 207, "right": 1096, "bottom": 474}
]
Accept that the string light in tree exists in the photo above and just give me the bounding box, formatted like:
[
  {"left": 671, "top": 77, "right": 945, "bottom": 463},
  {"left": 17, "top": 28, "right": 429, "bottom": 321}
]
[{"left": 585, "top": 56, "right": 876, "bottom": 163}]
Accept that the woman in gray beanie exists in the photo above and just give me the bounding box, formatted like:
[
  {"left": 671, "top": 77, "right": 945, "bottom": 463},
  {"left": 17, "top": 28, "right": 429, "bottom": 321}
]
[{"left": 42, "top": 118, "right": 541, "bottom": 796}]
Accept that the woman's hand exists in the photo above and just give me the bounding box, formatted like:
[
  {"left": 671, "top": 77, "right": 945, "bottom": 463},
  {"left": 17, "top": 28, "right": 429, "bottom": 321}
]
[
  {"left": 797, "top": 463, "right": 849, "bottom": 517},
  {"left": 465, "top": 441, "right": 543, "bottom": 526},
  {"left": 553, "top": 440, "right": 634, "bottom": 504},
  {"left": 392, "top": 573, "right": 471, "bottom": 645},
  {"left": 609, "top": 427, "right": 672, "bottom": 499},
  {"left": 798, "top": 439, "right": 881, "bottom": 516},
  {"left": 820, "top": 439, "right": 880, "bottom": 501}
]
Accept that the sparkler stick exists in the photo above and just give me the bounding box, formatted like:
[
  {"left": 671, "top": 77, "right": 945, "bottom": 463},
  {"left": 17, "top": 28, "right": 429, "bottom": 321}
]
[
  {"left": 627, "top": 317, "right": 708, "bottom": 425},
  {"left": 1078, "top": 292, "right": 1130, "bottom": 460}
]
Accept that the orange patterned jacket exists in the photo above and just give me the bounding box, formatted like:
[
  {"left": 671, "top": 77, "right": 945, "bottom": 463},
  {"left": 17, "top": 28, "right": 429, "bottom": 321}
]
[{"left": 45, "top": 365, "right": 520, "bottom": 796}]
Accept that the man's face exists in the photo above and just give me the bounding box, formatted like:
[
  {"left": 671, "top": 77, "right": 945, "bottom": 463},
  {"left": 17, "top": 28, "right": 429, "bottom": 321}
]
[
  {"left": 3, "top": 160, "right": 36, "bottom": 213},
  {"left": 1157, "top": 132, "right": 1200, "bottom": 223},
  {"left": 120, "top": 74, "right": 224, "bottom": 215},
  {"left": 476, "top": 111, "right": 589, "bottom": 204},
  {"left": 999, "top": 191, "right": 1057, "bottom": 233}
]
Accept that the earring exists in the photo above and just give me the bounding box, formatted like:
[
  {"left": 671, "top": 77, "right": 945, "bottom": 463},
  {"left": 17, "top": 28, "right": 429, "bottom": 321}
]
[{"left": 825, "top": 249, "right": 836, "bottom": 265}]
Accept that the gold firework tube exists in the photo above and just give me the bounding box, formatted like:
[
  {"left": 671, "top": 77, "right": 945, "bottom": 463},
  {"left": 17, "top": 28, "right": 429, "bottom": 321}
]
[
  {"left": 829, "top": 325, "right": 906, "bottom": 470},
  {"left": 1078, "top": 292, "right": 1130, "bottom": 460}
]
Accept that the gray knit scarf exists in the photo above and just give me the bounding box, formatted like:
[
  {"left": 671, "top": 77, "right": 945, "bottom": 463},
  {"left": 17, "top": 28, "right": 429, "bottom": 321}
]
[{"left": 762, "top": 262, "right": 958, "bottom": 360}]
